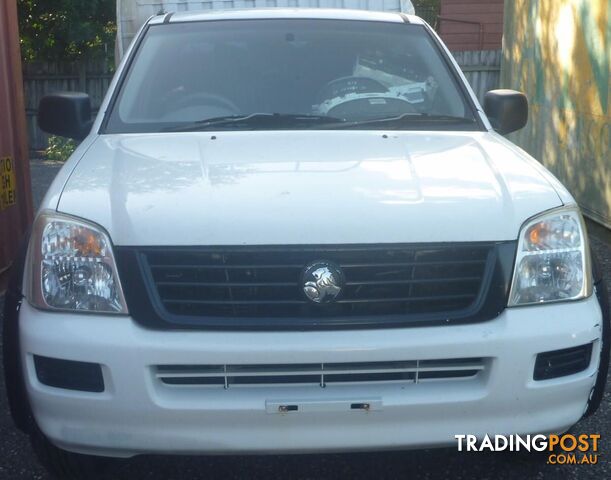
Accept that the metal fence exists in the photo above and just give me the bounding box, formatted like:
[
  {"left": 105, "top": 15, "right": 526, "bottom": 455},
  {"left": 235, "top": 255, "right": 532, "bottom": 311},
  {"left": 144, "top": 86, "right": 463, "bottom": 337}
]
[
  {"left": 22, "top": 49, "right": 501, "bottom": 152},
  {"left": 451, "top": 49, "right": 502, "bottom": 102}
]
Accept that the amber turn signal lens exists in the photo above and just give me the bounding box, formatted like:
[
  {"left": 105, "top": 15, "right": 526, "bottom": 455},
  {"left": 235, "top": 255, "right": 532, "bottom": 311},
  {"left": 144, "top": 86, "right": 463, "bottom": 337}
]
[
  {"left": 527, "top": 222, "right": 547, "bottom": 248},
  {"left": 75, "top": 228, "right": 103, "bottom": 256}
]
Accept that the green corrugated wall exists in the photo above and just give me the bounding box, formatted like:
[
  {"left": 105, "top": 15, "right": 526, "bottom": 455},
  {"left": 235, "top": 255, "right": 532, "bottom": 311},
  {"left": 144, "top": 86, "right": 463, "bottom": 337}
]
[{"left": 501, "top": 0, "right": 610, "bottom": 228}]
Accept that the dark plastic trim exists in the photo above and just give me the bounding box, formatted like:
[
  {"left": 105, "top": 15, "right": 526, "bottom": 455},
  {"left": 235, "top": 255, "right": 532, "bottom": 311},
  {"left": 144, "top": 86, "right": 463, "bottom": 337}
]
[
  {"left": 533, "top": 343, "right": 593, "bottom": 381},
  {"left": 33, "top": 356, "right": 104, "bottom": 393},
  {"left": 38, "top": 92, "right": 92, "bottom": 140},
  {"left": 483, "top": 89, "right": 528, "bottom": 135}
]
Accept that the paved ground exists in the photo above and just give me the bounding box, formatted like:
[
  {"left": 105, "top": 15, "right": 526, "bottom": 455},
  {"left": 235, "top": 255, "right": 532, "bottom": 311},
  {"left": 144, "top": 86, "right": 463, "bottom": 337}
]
[{"left": 0, "top": 158, "right": 609, "bottom": 479}]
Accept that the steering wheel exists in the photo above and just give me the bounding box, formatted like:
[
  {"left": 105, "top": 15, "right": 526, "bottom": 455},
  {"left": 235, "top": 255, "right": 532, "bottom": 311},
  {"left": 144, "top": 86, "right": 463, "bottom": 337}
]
[
  {"left": 166, "top": 92, "right": 240, "bottom": 114},
  {"left": 317, "top": 76, "right": 388, "bottom": 103}
]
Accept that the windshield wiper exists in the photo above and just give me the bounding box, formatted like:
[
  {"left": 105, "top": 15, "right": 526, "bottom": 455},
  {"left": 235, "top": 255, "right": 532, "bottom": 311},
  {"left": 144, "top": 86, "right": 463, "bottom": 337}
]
[
  {"left": 325, "top": 113, "right": 478, "bottom": 129},
  {"left": 164, "top": 113, "right": 343, "bottom": 132},
  {"left": 164, "top": 112, "right": 476, "bottom": 132}
]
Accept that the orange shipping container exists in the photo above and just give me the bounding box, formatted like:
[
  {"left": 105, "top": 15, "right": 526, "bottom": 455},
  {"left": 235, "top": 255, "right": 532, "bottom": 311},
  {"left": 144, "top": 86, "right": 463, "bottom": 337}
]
[{"left": 0, "top": 0, "right": 33, "bottom": 290}]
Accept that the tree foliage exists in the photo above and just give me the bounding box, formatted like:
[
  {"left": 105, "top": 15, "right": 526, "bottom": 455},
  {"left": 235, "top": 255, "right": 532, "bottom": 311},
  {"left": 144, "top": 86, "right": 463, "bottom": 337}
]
[
  {"left": 45, "top": 135, "right": 76, "bottom": 162},
  {"left": 18, "top": 0, "right": 116, "bottom": 62},
  {"left": 412, "top": 0, "right": 441, "bottom": 26},
  {"left": 412, "top": 0, "right": 441, "bottom": 9}
]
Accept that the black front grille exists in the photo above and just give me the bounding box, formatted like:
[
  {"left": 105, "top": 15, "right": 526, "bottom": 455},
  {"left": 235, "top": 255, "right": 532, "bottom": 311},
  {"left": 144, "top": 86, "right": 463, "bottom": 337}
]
[
  {"left": 146, "top": 245, "right": 490, "bottom": 318},
  {"left": 115, "top": 242, "right": 515, "bottom": 329}
]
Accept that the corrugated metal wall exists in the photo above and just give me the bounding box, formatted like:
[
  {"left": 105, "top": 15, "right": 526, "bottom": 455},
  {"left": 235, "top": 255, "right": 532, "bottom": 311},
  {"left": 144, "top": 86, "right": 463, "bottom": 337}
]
[
  {"left": 501, "top": 0, "right": 610, "bottom": 228},
  {"left": 0, "top": 0, "right": 33, "bottom": 288},
  {"left": 438, "top": 0, "right": 504, "bottom": 51}
]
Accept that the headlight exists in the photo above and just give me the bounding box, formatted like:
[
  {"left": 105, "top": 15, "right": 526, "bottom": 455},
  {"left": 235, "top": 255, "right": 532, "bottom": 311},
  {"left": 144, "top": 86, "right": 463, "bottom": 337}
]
[
  {"left": 26, "top": 211, "right": 128, "bottom": 314},
  {"left": 508, "top": 206, "right": 592, "bottom": 306}
]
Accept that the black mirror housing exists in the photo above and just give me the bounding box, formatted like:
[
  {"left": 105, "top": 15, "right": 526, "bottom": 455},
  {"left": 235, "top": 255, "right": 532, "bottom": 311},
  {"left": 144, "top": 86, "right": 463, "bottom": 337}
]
[
  {"left": 38, "top": 92, "right": 92, "bottom": 140},
  {"left": 483, "top": 89, "right": 528, "bottom": 135}
]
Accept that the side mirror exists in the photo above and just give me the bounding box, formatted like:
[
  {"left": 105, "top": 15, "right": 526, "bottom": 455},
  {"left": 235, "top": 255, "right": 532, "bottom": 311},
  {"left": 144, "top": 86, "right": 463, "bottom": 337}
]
[
  {"left": 483, "top": 89, "right": 528, "bottom": 135},
  {"left": 38, "top": 92, "right": 92, "bottom": 140}
]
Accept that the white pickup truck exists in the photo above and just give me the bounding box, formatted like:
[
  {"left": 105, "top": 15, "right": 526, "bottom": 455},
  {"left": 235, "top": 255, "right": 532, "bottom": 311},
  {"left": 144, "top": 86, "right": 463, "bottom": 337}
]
[{"left": 3, "top": 6, "right": 609, "bottom": 480}]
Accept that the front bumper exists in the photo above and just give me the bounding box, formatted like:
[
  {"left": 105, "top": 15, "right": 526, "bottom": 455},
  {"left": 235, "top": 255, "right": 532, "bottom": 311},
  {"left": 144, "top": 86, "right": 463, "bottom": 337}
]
[{"left": 19, "top": 295, "right": 603, "bottom": 458}]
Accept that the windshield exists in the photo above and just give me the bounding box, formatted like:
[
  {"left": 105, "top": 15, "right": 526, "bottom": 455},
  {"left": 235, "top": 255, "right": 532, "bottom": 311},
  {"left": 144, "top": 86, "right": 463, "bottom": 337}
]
[{"left": 104, "top": 19, "right": 480, "bottom": 133}]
